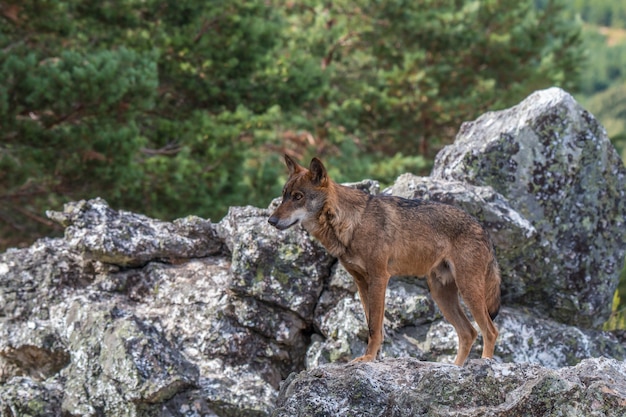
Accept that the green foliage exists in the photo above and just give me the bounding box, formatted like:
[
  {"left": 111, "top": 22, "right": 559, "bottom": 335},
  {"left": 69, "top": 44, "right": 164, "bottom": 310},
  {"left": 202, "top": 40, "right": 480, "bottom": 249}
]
[
  {"left": 604, "top": 262, "right": 626, "bottom": 330},
  {"left": 536, "top": 0, "right": 626, "bottom": 28},
  {"left": 577, "top": 29, "right": 626, "bottom": 95},
  {"left": 0, "top": 0, "right": 323, "bottom": 247},
  {"left": 583, "top": 83, "right": 626, "bottom": 150},
  {"left": 281, "top": 0, "right": 583, "bottom": 158},
  {"left": 573, "top": 0, "right": 626, "bottom": 28},
  {"left": 1, "top": 0, "right": 584, "bottom": 251}
]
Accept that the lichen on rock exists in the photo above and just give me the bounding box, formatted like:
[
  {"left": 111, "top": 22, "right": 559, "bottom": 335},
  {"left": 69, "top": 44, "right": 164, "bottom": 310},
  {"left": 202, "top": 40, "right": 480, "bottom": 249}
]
[
  {"left": 46, "top": 197, "right": 225, "bottom": 267},
  {"left": 273, "top": 357, "right": 626, "bottom": 417},
  {"left": 1, "top": 88, "right": 626, "bottom": 416},
  {"left": 433, "top": 88, "right": 626, "bottom": 328}
]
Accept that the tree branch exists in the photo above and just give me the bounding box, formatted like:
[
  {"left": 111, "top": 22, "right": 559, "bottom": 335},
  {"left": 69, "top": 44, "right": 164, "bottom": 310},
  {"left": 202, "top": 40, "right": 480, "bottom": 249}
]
[
  {"left": 140, "top": 143, "right": 182, "bottom": 156},
  {"left": 321, "top": 32, "right": 358, "bottom": 70}
]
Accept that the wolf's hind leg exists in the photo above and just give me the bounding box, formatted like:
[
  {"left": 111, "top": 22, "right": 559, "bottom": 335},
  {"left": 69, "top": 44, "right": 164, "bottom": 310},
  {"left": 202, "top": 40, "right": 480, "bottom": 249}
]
[
  {"left": 456, "top": 277, "right": 499, "bottom": 361},
  {"left": 427, "top": 266, "right": 477, "bottom": 366}
]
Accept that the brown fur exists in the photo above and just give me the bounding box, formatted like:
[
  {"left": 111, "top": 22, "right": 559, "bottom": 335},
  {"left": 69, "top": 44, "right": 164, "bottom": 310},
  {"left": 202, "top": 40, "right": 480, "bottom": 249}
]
[{"left": 268, "top": 155, "right": 501, "bottom": 365}]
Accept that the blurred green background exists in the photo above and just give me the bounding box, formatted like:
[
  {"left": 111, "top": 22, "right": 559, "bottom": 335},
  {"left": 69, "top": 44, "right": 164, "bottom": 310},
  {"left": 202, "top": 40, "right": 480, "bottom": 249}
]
[{"left": 1, "top": 0, "right": 625, "bottom": 329}]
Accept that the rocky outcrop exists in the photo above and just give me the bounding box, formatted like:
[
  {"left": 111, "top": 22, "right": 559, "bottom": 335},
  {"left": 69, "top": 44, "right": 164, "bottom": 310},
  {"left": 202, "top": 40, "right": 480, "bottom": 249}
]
[
  {"left": 46, "top": 198, "right": 225, "bottom": 267},
  {"left": 273, "top": 357, "right": 626, "bottom": 417},
  {"left": 432, "top": 88, "right": 626, "bottom": 328},
  {"left": 2, "top": 200, "right": 329, "bottom": 416},
  {"left": 1, "top": 88, "right": 625, "bottom": 416}
]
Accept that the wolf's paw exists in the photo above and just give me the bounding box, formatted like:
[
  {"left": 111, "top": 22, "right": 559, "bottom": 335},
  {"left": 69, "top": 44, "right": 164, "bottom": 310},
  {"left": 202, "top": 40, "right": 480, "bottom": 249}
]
[
  {"left": 480, "top": 356, "right": 501, "bottom": 364},
  {"left": 350, "top": 354, "right": 376, "bottom": 363}
]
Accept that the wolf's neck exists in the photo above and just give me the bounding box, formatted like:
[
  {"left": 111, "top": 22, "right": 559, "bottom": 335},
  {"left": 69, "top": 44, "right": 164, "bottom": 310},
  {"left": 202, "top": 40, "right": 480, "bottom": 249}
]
[{"left": 307, "top": 183, "right": 368, "bottom": 258}]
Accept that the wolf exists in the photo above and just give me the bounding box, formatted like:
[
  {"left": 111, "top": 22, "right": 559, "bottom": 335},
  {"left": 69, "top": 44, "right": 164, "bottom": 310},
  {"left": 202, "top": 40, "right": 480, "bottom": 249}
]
[{"left": 268, "top": 155, "right": 501, "bottom": 365}]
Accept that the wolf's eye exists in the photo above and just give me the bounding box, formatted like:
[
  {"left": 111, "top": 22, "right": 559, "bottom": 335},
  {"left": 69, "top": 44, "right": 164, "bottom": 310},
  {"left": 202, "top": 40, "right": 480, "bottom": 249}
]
[{"left": 293, "top": 192, "right": 303, "bottom": 201}]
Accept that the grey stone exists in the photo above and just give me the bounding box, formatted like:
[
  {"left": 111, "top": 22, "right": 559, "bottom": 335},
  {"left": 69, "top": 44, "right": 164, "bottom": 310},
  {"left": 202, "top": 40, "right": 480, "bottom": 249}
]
[
  {"left": 0, "top": 238, "right": 90, "bottom": 385},
  {"left": 273, "top": 357, "right": 626, "bottom": 417},
  {"left": 47, "top": 197, "right": 224, "bottom": 267},
  {"left": 130, "top": 257, "right": 312, "bottom": 404},
  {"left": 432, "top": 87, "right": 626, "bottom": 328},
  {"left": 129, "top": 256, "right": 300, "bottom": 415},
  {"left": 494, "top": 307, "right": 625, "bottom": 368},
  {"left": 0, "top": 327, "right": 69, "bottom": 381},
  {"left": 218, "top": 205, "right": 335, "bottom": 320},
  {"left": 1, "top": 206, "right": 312, "bottom": 415},
  {"left": 1, "top": 89, "right": 626, "bottom": 416},
  {"left": 0, "top": 237, "right": 95, "bottom": 321},
  {"left": 0, "top": 377, "right": 64, "bottom": 417},
  {"left": 60, "top": 299, "right": 199, "bottom": 416},
  {"left": 423, "top": 307, "right": 625, "bottom": 368}
]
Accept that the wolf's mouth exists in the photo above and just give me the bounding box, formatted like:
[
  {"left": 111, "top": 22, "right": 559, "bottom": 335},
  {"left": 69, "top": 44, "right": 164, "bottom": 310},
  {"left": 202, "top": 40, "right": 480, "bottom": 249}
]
[
  {"left": 275, "top": 219, "right": 299, "bottom": 230},
  {"left": 268, "top": 216, "right": 299, "bottom": 230}
]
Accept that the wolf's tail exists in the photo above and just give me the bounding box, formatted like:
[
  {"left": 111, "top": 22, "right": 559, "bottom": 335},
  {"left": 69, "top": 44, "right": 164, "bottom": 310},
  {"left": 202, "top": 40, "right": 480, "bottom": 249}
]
[{"left": 486, "top": 259, "right": 501, "bottom": 320}]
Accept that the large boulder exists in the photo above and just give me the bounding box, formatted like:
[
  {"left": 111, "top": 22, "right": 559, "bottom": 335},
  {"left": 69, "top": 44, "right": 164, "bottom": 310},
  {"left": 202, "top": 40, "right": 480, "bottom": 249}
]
[
  {"left": 273, "top": 357, "right": 626, "bottom": 417},
  {"left": 0, "top": 200, "right": 334, "bottom": 416},
  {"left": 432, "top": 87, "right": 626, "bottom": 328},
  {"left": 46, "top": 197, "right": 225, "bottom": 267}
]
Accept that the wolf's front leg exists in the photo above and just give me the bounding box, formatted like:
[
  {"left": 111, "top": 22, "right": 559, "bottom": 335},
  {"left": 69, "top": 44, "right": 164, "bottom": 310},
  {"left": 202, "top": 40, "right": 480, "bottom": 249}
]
[
  {"left": 347, "top": 268, "right": 370, "bottom": 326},
  {"left": 352, "top": 274, "right": 389, "bottom": 362}
]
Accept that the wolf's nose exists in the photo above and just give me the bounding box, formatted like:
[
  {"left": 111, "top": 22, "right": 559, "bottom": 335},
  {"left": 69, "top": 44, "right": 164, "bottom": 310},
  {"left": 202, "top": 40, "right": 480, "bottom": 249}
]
[{"left": 268, "top": 216, "right": 278, "bottom": 227}]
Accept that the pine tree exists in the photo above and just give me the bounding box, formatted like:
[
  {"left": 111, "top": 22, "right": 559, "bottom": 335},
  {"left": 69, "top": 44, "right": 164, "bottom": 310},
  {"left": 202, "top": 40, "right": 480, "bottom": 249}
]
[
  {"left": 0, "top": 0, "right": 585, "bottom": 250},
  {"left": 278, "top": 0, "right": 583, "bottom": 160},
  {"left": 0, "top": 0, "right": 324, "bottom": 248}
]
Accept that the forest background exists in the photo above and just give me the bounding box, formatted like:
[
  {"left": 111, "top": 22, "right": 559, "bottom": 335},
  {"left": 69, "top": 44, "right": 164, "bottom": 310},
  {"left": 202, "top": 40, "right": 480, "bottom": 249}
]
[{"left": 2, "top": 0, "right": 626, "bottom": 329}]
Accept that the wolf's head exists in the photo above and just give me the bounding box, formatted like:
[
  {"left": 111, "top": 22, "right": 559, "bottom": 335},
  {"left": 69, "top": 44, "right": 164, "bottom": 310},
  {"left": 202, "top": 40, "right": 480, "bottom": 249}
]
[{"left": 268, "top": 154, "right": 330, "bottom": 231}]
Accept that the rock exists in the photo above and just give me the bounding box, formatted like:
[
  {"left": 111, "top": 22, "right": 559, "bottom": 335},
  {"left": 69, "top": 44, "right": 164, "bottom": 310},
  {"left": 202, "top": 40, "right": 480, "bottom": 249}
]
[
  {"left": 2, "top": 192, "right": 624, "bottom": 416},
  {"left": 495, "top": 308, "right": 625, "bottom": 368},
  {"left": 432, "top": 87, "right": 626, "bottom": 328},
  {"left": 0, "top": 377, "right": 64, "bottom": 417},
  {"left": 2, "top": 88, "right": 626, "bottom": 416},
  {"left": 46, "top": 197, "right": 225, "bottom": 267},
  {"left": 2, "top": 201, "right": 328, "bottom": 415},
  {"left": 218, "top": 205, "right": 335, "bottom": 319},
  {"left": 421, "top": 306, "right": 625, "bottom": 368},
  {"left": 273, "top": 357, "right": 626, "bottom": 417},
  {"left": 60, "top": 299, "right": 199, "bottom": 415},
  {"left": 0, "top": 238, "right": 90, "bottom": 385},
  {"left": 121, "top": 256, "right": 291, "bottom": 415},
  {"left": 0, "top": 330, "right": 69, "bottom": 381},
  {"left": 0, "top": 238, "right": 95, "bottom": 322}
]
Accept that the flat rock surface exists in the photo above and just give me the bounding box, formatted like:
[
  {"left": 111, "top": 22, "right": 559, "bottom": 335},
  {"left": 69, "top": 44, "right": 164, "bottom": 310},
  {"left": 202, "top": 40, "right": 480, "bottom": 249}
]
[{"left": 274, "top": 357, "right": 626, "bottom": 417}]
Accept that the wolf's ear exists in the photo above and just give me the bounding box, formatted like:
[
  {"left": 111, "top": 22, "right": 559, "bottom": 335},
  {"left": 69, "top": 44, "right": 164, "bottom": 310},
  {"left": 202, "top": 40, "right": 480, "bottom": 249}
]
[
  {"left": 309, "top": 157, "right": 328, "bottom": 186},
  {"left": 284, "top": 154, "right": 302, "bottom": 176}
]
